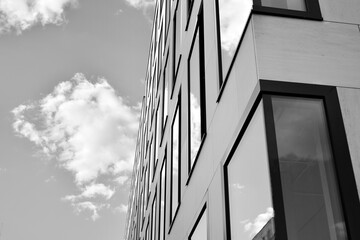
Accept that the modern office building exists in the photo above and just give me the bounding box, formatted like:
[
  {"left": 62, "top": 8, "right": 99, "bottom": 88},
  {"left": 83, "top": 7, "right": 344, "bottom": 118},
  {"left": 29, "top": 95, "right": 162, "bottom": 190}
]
[{"left": 125, "top": 0, "right": 360, "bottom": 239}]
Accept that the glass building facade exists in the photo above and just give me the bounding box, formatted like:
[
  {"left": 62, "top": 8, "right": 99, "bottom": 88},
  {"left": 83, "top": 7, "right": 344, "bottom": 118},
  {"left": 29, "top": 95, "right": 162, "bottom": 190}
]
[{"left": 125, "top": 0, "right": 360, "bottom": 240}]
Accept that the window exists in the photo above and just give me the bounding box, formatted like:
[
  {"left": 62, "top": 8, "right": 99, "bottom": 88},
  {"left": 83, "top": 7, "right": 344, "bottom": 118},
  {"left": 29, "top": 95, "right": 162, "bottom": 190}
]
[
  {"left": 162, "top": 51, "right": 169, "bottom": 131},
  {"left": 215, "top": 0, "right": 252, "bottom": 87},
  {"left": 265, "top": 96, "right": 348, "bottom": 240},
  {"left": 158, "top": 155, "right": 167, "bottom": 240},
  {"left": 151, "top": 191, "right": 157, "bottom": 240},
  {"left": 224, "top": 101, "right": 274, "bottom": 240},
  {"left": 155, "top": 102, "right": 161, "bottom": 164},
  {"left": 188, "top": 7, "right": 206, "bottom": 175},
  {"left": 173, "top": 0, "right": 182, "bottom": 94},
  {"left": 189, "top": 205, "right": 207, "bottom": 240},
  {"left": 224, "top": 81, "right": 360, "bottom": 240},
  {"left": 170, "top": 96, "right": 181, "bottom": 224},
  {"left": 150, "top": 137, "right": 154, "bottom": 181},
  {"left": 253, "top": 0, "right": 322, "bottom": 20}
]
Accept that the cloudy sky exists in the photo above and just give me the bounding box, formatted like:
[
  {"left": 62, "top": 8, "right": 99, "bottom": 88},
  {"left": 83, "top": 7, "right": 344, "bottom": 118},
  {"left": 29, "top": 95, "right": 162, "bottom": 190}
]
[{"left": 0, "top": 0, "right": 154, "bottom": 239}]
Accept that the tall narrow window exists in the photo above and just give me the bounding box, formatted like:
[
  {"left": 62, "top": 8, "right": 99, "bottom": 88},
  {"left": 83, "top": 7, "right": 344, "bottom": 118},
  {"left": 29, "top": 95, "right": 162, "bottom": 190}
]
[
  {"left": 155, "top": 102, "right": 161, "bottom": 163},
  {"left": 162, "top": 51, "right": 169, "bottom": 130},
  {"left": 159, "top": 158, "right": 167, "bottom": 240},
  {"left": 170, "top": 99, "right": 180, "bottom": 223},
  {"left": 225, "top": 101, "right": 274, "bottom": 240},
  {"left": 173, "top": 0, "right": 182, "bottom": 90},
  {"left": 188, "top": 8, "right": 206, "bottom": 174},
  {"left": 151, "top": 192, "right": 157, "bottom": 240},
  {"left": 269, "top": 96, "right": 348, "bottom": 240},
  {"left": 150, "top": 137, "right": 154, "bottom": 181},
  {"left": 189, "top": 206, "right": 207, "bottom": 240},
  {"left": 215, "top": 0, "right": 252, "bottom": 86}
]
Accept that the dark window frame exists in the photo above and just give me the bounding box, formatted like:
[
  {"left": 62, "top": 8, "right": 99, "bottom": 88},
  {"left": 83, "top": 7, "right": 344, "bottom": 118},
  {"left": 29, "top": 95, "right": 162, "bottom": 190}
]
[
  {"left": 171, "top": 0, "right": 182, "bottom": 99},
  {"left": 169, "top": 89, "right": 181, "bottom": 232},
  {"left": 151, "top": 187, "right": 157, "bottom": 240},
  {"left": 253, "top": 0, "right": 322, "bottom": 20},
  {"left": 185, "top": 0, "right": 195, "bottom": 31},
  {"left": 188, "top": 203, "right": 208, "bottom": 240},
  {"left": 187, "top": 4, "right": 207, "bottom": 184},
  {"left": 158, "top": 152, "right": 167, "bottom": 240},
  {"left": 161, "top": 49, "right": 170, "bottom": 145},
  {"left": 222, "top": 80, "right": 360, "bottom": 240}
]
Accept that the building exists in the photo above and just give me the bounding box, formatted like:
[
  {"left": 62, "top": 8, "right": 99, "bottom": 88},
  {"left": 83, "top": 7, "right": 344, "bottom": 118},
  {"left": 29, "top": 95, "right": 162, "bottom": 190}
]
[{"left": 125, "top": 0, "right": 360, "bottom": 239}]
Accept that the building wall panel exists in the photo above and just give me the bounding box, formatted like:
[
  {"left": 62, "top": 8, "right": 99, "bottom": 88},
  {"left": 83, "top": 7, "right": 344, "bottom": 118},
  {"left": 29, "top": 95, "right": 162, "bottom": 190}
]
[
  {"left": 319, "top": 0, "right": 360, "bottom": 24},
  {"left": 253, "top": 15, "right": 360, "bottom": 88},
  {"left": 338, "top": 87, "right": 360, "bottom": 200}
]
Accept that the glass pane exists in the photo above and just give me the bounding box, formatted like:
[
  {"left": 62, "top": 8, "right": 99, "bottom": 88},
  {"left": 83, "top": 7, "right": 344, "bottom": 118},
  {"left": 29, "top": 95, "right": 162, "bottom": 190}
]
[
  {"left": 152, "top": 197, "right": 157, "bottom": 240},
  {"left": 227, "top": 102, "right": 275, "bottom": 240},
  {"left": 271, "top": 96, "right": 348, "bottom": 240},
  {"left": 261, "top": 0, "right": 306, "bottom": 11},
  {"left": 190, "top": 209, "right": 207, "bottom": 240},
  {"left": 218, "top": 0, "right": 252, "bottom": 80},
  {"left": 159, "top": 160, "right": 166, "bottom": 240},
  {"left": 171, "top": 105, "right": 180, "bottom": 220},
  {"left": 163, "top": 57, "right": 169, "bottom": 127},
  {"left": 189, "top": 27, "right": 202, "bottom": 168}
]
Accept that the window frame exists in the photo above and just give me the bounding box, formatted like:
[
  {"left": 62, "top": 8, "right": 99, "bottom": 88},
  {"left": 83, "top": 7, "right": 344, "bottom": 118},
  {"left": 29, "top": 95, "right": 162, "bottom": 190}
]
[
  {"left": 171, "top": 0, "right": 182, "bottom": 99},
  {"left": 223, "top": 80, "right": 360, "bottom": 240},
  {"left": 253, "top": 0, "right": 322, "bottom": 20},
  {"left": 158, "top": 152, "right": 167, "bottom": 240},
  {"left": 188, "top": 203, "right": 208, "bottom": 240},
  {"left": 169, "top": 90, "right": 182, "bottom": 231},
  {"left": 162, "top": 49, "right": 170, "bottom": 143},
  {"left": 187, "top": 4, "right": 207, "bottom": 183}
]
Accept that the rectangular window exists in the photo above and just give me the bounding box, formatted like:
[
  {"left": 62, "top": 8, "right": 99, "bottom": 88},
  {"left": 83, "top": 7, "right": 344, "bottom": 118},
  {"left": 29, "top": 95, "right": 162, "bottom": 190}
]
[
  {"left": 189, "top": 205, "right": 207, "bottom": 240},
  {"left": 151, "top": 192, "right": 157, "bottom": 240},
  {"left": 173, "top": 0, "right": 182, "bottom": 93},
  {"left": 215, "top": 0, "right": 252, "bottom": 87},
  {"left": 267, "top": 96, "right": 348, "bottom": 240},
  {"left": 188, "top": 7, "right": 206, "bottom": 175},
  {"left": 170, "top": 98, "right": 181, "bottom": 224},
  {"left": 225, "top": 81, "right": 360, "bottom": 240},
  {"left": 155, "top": 102, "right": 161, "bottom": 164},
  {"left": 162, "top": 51, "right": 169, "bottom": 130},
  {"left": 253, "top": 0, "right": 322, "bottom": 20},
  {"left": 150, "top": 137, "right": 154, "bottom": 181},
  {"left": 224, "top": 101, "right": 274, "bottom": 240},
  {"left": 159, "top": 157, "right": 167, "bottom": 240}
]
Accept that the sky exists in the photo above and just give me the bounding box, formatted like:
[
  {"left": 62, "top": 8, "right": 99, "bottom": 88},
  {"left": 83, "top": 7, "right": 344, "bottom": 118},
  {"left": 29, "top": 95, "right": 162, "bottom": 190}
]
[{"left": 0, "top": 0, "right": 154, "bottom": 239}]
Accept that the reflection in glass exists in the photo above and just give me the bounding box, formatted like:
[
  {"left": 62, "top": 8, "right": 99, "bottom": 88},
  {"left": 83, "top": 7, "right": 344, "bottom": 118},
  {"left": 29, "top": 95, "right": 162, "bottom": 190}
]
[
  {"left": 260, "top": 0, "right": 306, "bottom": 11},
  {"left": 171, "top": 105, "right": 180, "bottom": 221},
  {"left": 271, "top": 97, "right": 348, "bottom": 240},
  {"left": 190, "top": 208, "right": 207, "bottom": 240},
  {"left": 150, "top": 137, "right": 154, "bottom": 179},
  {"left": 159, "top": 160, "right": 166, "bottom": 240},
  {"left": 189, "top": 26, "right": 204, "bottom": 170},
  {"left": 156, "top": 106, "right": 161, "bottom": 164},
  {"left": 227, "top": 102, "right": 274, "bottom": 240},
  {"left": 217, "top": 0, "right": 252, "bottom": 81}
]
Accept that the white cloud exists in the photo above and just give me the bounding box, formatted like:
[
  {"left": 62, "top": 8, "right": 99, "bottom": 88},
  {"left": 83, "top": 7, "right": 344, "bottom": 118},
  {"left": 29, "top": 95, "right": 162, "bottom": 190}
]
[
  {"left": 218, "top": 0, "right": 252, "bottom": 56},
  {"left": 243, "top": 207, "right": 274, "bottom": 238},
  {"left": 45, "top": 175, "right": 56, "bottom": 183},
  {"left": 0, "top": 0, "right": 78, "bottom": 34},
  {"left": 114, "top": 204, "right": 128, "bottom": 214},
  {"left": 12, "top": 73, "right": 140, "bottom": 220},
  {"left": 63, "top": 183, "right": 115, "bottom": 202},
  {"left": 114, "top": 175, "right": 129, "bottom": 185},
  {"left": 124, "top": 0, "right": 154, "bottom": 10},
  {"left": 74, "top": 201, "right": 109, "bottom": 221}
]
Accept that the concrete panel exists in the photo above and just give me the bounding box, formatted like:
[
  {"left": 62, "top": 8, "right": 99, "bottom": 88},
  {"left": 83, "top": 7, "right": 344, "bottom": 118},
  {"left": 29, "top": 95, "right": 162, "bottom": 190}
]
[
  {"left": 253, "top": 15, "right": 360, "bottom": 88},
  {"left": 337, "top": 87, "right": 360, "bottom": 200},
  {"left": 209, "top": 166, "right": 226, "bottom": 240},
  {"left": 319, "top": 0, "right": 360, "bottom": 24}
]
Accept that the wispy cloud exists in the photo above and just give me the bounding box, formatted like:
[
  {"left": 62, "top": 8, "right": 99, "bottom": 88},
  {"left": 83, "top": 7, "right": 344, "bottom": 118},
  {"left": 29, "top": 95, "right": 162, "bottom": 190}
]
[
  {"left": 243, "top": 207, "right": 274, "bottom": 237},
  {"left": 45, "top": 175, "right": 56, "bottom": 183},
  {"left": 12, "top": 73, "right": 140, "bottom": 220},
  {"left": 124, "top": 0, "right": 155, "bottom": 10},
  {"left": 114, "top": 204, "right": 128, "bottom": 214},
  {"left": 0, "top": 0, "right": 78, "bottom": 34},
  {"left": 74, "top": 201, "right": 110, "bottom": 221}
]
